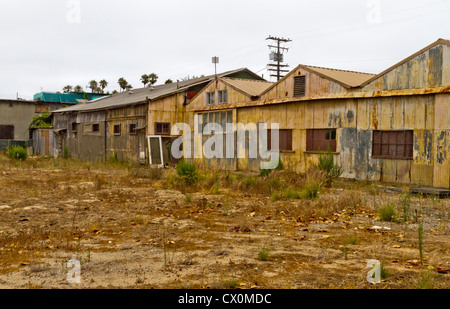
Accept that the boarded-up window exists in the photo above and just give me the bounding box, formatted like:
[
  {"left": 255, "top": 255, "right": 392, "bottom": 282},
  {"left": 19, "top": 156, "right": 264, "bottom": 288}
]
[
  {"left": 218, "top": 90, "right": 228, "bottom": 104},
  {"left": 129, "top": 123, "right": 137, "bottom": 135},
  {"left": 35, "top": 105, "right": 49, "bottom": 113},
  {"left": 306, "top": 129, "right": 337, "bottom": 152},
  {"left": 372, "top": 130, "right": 413, "bottom": 159},
  {"left": 293, "top": 75, "right": 306, "bottom": 97},
  {"left": 268, "top": 129, "right": 293, "bottom": 151},
  {"left": 206, "top": 92, "right": 215, "bottom": 105},
  {"left": 114, "top": 124, "right": 121, "bottom": 136},
  {"left": 155, "top": 122, "right": 170, "bottom": 135},
  {"left": 0, "top": 125, "right": 14, "bottom": 140}
]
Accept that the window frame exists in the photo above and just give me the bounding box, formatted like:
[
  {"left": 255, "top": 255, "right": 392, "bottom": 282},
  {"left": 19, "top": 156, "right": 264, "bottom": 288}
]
[
  {"left": 0, "top": 125, "right": 14, "bottom": 140},
  {"left": 155, "top": 122, "right": 170, "bottom": 135},
  {"left": 372, "top": 130, "right": 413, "bottom": 160},
  {"left": 92, "top": 123, "right": 100, "bottom": 133},
  {"left": 206, "top": 92, "right": 215, "bottom": 105},
  {"left": 267, "top": 129, "right": 293, "bottom": 152},
  {"left": 218, "top": 90, "right": 228, "bottom": 104},
  {"left": 129, "top": 123, "right": 137, "bottom": 135},
  {"left": 113, "top": 124, "right": 121, "bottom": 136},
  {"left": 306, "top": 128, "right": 337, "bottom": 153}
]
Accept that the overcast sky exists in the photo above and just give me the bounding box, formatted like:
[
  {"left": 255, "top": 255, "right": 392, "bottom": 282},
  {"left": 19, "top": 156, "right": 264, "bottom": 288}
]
[{"left": 1, "top": 0, "right": 449, "bottom": 100}]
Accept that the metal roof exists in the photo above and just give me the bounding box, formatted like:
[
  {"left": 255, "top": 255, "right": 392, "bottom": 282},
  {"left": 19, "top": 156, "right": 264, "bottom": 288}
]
[
  {"left": 302, "top": 65, "right": 376, "bottom": 88},
  {"left": 53, "top": 68, "right": 264, "bottom": 113},
  {"left": 221, "top": 77, "right": 274, "bottom": 97}
]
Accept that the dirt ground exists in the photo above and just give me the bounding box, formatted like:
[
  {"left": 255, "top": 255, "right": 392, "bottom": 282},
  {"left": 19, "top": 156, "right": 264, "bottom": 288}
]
[{"left": 0, "top": 156, "right": 449, "bottom": 289}]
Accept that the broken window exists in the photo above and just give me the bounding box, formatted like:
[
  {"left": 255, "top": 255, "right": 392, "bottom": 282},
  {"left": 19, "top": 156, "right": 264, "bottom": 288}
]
[
  {"left": 306, "top": 128, "right": 337, "bottom": 152},
  {"left": 155, "top": 122, "right": 170, "bottom": 135},
  {"left": 372, "top": 130, "right": 413, "bottom": 159},
  {"left": 113, "top": 124, "right": 121, "bottom": 136},
  {"left": 0, "top": 125, "right": 14, "bottom": 140},
  {"left": 129, "top": 123, "right": 137, "bottom": 135},
  {"left": 293, "top": 75, "right": 306, "bottom": 97}
]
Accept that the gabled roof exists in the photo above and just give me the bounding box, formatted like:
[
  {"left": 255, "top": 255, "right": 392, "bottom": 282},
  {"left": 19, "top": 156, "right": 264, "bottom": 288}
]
[
  {"left": 358, "top": 38, "right": 450, "bottom": 88},
  {"left": 221, "top": 77, "right": 274, "bottom": 97},
  {"left": 52, "top": 68, "right": 264, "bottom": 113},
  {"left": 258, "top": 64, "right": 375, "bottom": 98},
  {"left": 302, "top": 65, "right": 376, "bottom": 88}
]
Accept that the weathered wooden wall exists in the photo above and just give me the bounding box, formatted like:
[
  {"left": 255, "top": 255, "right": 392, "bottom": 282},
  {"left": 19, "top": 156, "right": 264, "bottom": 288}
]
[{"left": 106, "top": 104, "right": 147, "bottom": 162}]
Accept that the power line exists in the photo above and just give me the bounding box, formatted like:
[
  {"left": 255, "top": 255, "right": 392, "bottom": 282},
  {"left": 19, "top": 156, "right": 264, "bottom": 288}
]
[{"left": 266, "top": 36, "right": 292, "bottom": 81}]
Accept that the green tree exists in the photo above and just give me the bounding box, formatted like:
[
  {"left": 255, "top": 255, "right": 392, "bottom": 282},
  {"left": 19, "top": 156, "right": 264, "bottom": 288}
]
[
  {"left": 118, "top": 77, "right": 129, "bottom": 92},
  {"left": 165, "top": 79, "right": 173, "bottom": 84},
  {"left": 89, "top": 80, "right": 98, "bottom": 93},
  {"left": 147, "top": 73, "right": 158, "bottom": 86},
  {"left": 74, "top": 85, "right": 83, "bottom": 92},
  {"left": 99, "top": 79, "right": 108, "bottom": 93},
  {"left": 141, "top": 74, "right": 150, "bottom": 87},
  {"left": 63, "top": 85, "right": 73, "bottom": 93}
]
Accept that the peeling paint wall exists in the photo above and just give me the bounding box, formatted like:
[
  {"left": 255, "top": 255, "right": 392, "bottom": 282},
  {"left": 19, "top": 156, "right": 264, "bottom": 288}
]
[{"left": 361, "top": 44, "right": 446, "bottom": 91}]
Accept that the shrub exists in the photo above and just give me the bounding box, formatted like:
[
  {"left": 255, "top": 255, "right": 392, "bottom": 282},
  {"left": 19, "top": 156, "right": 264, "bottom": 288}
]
[
  {"left": 317, "top": 148, "right": 342, "bottom": 187},
  {"left": 257, "top": 245, "right": 271, "bottom": 261},
  {"left": 63, "top": 146, "right": 70, "bottom": 159},
  {"left": 176, "top": 160, "right": 199, "bottom": 185},
  {"left": 300, "top": 182, "right": 320, "bottom": 199},
  {"left": 378, "top": 203, "right": 397, "bottom": 222},
  {"left": 8, "top": 145, "right": 28, "bottom": 160},
  {"left": 241, "top": 176, "right": 256, "bottom": 188}
]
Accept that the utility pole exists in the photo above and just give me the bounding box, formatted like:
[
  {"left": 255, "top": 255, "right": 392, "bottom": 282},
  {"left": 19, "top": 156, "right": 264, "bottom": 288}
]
[{"left": 266, "top": 36, "right": 291, "bottom": 81}]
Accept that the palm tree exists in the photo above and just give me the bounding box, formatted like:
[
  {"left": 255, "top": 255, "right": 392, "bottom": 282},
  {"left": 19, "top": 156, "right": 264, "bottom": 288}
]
[
  {"left": 88, "top": 80, "right": 98, "bottom": 93},
  {"left": 148, "top": 73, "right": 158, "bottom": 86},
  {"left": 118, "top": 77, "right": 129, "bottom": 92},
  {"left": 141, "top": 74, "right": 150, "bottom": 87},
  {"left": 63, "top": 85, "right": 73, "bottom": 93},
  {"left": 99, "top": 80, "right": 108, "bottom": 93},
  {"left": 74, "top": 85, "right": 83, "bottom": 92}
]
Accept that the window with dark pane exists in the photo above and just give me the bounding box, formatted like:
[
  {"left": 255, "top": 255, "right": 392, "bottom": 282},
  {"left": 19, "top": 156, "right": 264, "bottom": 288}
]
[
  {"left": 129, "top": 123, "right": 137, "bottom": 135},
  {"left": 155, "top": 122, "right": 170, "bottom": 135},
  {"left": 0, "top": 125, "right": 14, "bottom": 140},
  {"left": 92, "top": 123, "right": 100, "bottom": 133},
  {"left": 113, "top": 124, "right": 121, "bottom": 136}
]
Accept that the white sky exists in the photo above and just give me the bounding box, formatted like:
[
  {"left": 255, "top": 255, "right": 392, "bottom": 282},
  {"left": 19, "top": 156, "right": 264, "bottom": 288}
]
[{"left": 0, "top": 0, "right": 449, "bottom": 99}]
